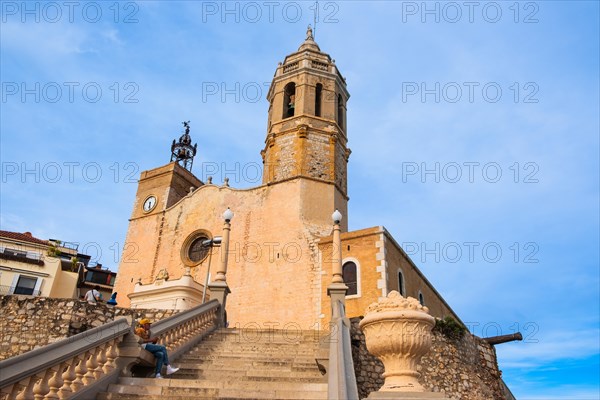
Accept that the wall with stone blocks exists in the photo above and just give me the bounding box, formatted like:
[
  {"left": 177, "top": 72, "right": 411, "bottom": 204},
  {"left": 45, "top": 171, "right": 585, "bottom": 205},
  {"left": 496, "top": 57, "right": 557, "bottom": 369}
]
[
  {"left": 350, "top": 317, "right": 506, "bottom": 400},
  {"left": 0, "top": 295, "right": 179, "bottom": 361}
]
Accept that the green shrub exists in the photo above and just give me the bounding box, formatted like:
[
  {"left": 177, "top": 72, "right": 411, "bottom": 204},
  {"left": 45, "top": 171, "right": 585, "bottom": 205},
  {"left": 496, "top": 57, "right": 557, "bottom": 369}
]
[{"left": 433, "top": 316, "right": 466, "bottom": 340}]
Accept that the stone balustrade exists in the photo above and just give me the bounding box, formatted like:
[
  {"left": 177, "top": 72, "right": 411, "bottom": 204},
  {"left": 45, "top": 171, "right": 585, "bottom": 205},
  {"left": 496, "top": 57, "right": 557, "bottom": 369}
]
[
  {"left": 0, "top": 299, "right": 222, "bottom": 400},
  {"left": 0, "top": 318, "right": 129, "bottom": 400}
]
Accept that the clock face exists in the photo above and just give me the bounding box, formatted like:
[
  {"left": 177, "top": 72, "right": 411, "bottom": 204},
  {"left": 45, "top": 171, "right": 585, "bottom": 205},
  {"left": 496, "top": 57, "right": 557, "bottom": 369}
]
[{"left": 143, "top": 196, "right": 157, "bottom": 212}]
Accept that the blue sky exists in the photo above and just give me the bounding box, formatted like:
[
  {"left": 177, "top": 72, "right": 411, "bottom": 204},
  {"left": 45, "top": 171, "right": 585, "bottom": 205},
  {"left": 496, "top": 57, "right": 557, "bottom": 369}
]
[{"left": 1, "top": 1, "right": 598, "bottom": 398}]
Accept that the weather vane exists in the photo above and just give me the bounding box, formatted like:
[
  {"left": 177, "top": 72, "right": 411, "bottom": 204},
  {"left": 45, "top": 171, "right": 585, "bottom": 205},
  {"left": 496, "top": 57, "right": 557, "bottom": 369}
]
[
  {"left": 313, "top": 0, "right": 318, "bottom": 38},
  {"left": 170, "top": 121, "right": 197, "bottom": 172}
]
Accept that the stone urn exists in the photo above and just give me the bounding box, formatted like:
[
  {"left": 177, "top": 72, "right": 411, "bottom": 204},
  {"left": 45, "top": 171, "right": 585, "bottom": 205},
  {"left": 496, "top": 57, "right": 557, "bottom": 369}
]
[{"left": 359, "top": 291, "right": 435, "bottom": 393}]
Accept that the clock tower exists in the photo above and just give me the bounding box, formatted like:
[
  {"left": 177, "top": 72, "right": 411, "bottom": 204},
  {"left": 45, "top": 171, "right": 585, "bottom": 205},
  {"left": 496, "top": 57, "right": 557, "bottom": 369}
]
[{"left": 129, "top": 124, "right": 203, "bottom": 221}]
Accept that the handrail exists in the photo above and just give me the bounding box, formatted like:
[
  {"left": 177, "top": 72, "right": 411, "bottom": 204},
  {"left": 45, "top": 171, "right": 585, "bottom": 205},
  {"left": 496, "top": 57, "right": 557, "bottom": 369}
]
[
  {"left": 149, "top": 299, "right": 221, "bottom": 360},
  {"left": 0, "top": 318, "right": 130, "bottom": 388},
  {"left": 0, "top": 299, "right": 222, "bottom": 400},
  {"left": 327, "top": 300, "right": 359, "bottom": 400},
  {"left": 0, "top": 318, "right": 130, "bottom": 399}
]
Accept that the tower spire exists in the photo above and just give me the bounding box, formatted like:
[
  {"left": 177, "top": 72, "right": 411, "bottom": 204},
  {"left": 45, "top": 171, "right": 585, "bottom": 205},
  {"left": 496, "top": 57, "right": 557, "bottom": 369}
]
[
  {"left": 298, "top": 25, "right": 321, "bottom": 52},
  {"left": 262, "top": 32, "right": 350, "bottom": 198}
]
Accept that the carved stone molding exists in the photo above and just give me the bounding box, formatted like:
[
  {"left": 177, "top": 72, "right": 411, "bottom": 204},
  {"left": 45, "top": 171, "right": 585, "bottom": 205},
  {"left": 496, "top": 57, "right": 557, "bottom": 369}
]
[{"left": 359, "top": 291, "right": 435, "bottom": 393}]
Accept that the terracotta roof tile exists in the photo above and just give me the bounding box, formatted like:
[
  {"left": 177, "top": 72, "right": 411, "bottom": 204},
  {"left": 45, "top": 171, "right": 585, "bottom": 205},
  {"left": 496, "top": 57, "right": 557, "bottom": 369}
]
[{"left": 0, "top": 230, "right": 49, "bottom": 246}]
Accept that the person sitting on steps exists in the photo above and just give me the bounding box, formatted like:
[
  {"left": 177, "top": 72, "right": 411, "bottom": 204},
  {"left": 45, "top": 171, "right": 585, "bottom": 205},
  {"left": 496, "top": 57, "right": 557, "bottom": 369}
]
[{"left": 135, "top": 318, "right": 180, "bottom": 378}]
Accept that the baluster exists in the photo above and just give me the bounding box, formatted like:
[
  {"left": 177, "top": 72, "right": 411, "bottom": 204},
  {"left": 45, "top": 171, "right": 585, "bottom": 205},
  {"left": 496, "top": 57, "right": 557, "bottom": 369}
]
[
  {"left": 93, "top": 343, "right": 107, "bottom": 379},
  {"left": 180, "top": 322, "right": 188, "bottom": 343},
  {"left": 182, "top": 322, "right": 190, "bottom": 341},
  {"left": 177, "top": 324, "right": 186, "bottom": 345},
  {"left": 199, "top": 315, "right": 206, "bottom": 333},
  {"left": 179, "top": 323, "right": 187, "bottom": 343},
  {"left": 201, "top": 315, "right": 207, "bottom": 333},
  {"left": 4, "top": 381, "right": 26, "bottom": 400},
  {"left": 71, "top": 352, "right": 88, "bottom": 392},
  {"left": 189, "top": 320, "right": 196, "bottom": 338},
  {"left": 167, "top": 330, "right": 176, "bottom": 350},
  {"left": 166, "top": 331, "right": 176, "bottom": 350},
  {"left": 1, "top": 385, "right": 16, "bottom": 400},
  {"left": 83, "top": 348, "right": 99, "bottom": 385},
  {"left": 170, "top": 327, "right": 179, "bottom": 348},
  {"left": 103, "top": 339, "right": 119, "bottom": 374},
  {"left": 33, "top": 369, "right": 53, "bottom": 400},
  {"left": 43, "top": 364, "right": 66, "bottom": 399},
  {"left": 15, "top": 376, "right": 38, "bottom": 400},
  {"left": 188, "top": 319, "right": 196, "bottom": 339},
  {"left": 58, "top": 358, "right": 77, "bottom": 399}
]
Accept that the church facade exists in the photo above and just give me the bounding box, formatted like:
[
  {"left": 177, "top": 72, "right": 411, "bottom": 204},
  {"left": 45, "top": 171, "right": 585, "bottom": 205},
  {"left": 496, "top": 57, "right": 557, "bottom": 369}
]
[{"left": 113, "top": 29, "right": 461, "bottom": 328}]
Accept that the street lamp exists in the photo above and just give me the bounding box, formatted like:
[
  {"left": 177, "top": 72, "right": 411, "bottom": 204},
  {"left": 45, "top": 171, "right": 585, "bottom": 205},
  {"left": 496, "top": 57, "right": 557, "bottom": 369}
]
[
  {"left": 331, "top": 209, "right": 343, "bottom": 284},
  {"left": 208, "top": 207, "right": 234, "bottom": 327},
  {"left": 222, "top": 208, "right": 234, "bottom": 223},
  {"left": 214, "top": 208, "right": 233, "bottom": 282},
  {"left": 201, "top": 236, "right": 222, "bottom": 304}
]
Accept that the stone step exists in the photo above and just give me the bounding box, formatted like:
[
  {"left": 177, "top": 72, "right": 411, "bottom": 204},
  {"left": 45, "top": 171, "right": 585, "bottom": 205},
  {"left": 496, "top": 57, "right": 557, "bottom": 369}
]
[
  {"left": 188, "top": 366, "right": 322, "bottom": 376},
  {"left": 206, "top": 329, "right": 323, "bottom": 339},
  {"left": 98, "top": 389, "right": 327, "bottom": 400},
  {"left": 190, "top": 345, "right": 319, "bottom": 352},
  {"left": 182, "top": 352, "right": 318, "bottom": 361},
  {"left": 197, "top": 341, "right": 321, "bottom": 349},
  {"left": 174, "top": 368, "right": 324, "bottom": 380},
  {"left": 96, "top": 329, "right": 328, "bottom": 400},
  {"left": 177, "top": 360, "right": 318, "bottom": 371},
  {"left": 199, "top": 341, "right": 321, "bottom": 348},
  {"left": 100, "top": 382, "right": 327, "bottom": 400},
  {"left": 184, "top": 352, "right": 317, "bottom": 361},
  {"left": 115, "top": 377, "right": 327, "bottom": 392}
]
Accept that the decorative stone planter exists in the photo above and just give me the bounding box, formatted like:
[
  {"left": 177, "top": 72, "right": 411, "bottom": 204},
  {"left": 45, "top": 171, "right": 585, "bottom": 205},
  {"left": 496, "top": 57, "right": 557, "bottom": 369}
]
[{"left": 359, "top": 291, "right": 435, "bottom": 393}]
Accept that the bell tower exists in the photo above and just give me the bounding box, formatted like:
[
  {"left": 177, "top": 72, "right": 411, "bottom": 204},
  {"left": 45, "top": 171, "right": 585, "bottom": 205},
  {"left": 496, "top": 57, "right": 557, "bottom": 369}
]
[{"left": 262, "top": 26, "right": 351, "bottom": 200}]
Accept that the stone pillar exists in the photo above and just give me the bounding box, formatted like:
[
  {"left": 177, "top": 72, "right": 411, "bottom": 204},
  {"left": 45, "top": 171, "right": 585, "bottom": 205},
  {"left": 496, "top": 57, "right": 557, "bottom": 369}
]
[
  {"left": 207, "top": 281, "right": 230, "bottom": 327},
  {"left": 359, "top": 291, "right": 451, "bottom": 399}
]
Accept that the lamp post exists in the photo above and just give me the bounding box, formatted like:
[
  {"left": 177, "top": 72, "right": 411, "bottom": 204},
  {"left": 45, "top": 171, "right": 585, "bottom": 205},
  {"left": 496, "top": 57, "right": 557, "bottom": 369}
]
[
  {"left": 327, "top": 209, "right": 348, "bottom": 303},
  {"left": 214, "top": 208, "right": 233, "bottom": 282},
  {"left": 201, "top": 236, "right": 222, "bottom": 304},
  {"left": 208, "top": 207, "right": 234, "bottom": 327},
  {"left": 331, "top": 209, "right": 343, "bottom": 284}
]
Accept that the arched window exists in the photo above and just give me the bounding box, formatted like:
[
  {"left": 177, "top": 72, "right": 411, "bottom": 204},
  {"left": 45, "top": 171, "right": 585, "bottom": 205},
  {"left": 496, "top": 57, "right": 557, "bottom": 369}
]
[
  {"left": 342, "top": 261, "right": 357, "bottom": 296},
  {"left": 315, "top": 83, "right": 322, "bottom": 117},
  {"left": 337, "top": 94, "right": 344, "bottom": 129},
  {"left": 397, "top": 269, "right": 405, "bottom": 296},
  {"left": 418, "top": 291, "right": 425, "bottom": 306},
  {"left": 283, "top": 82, "right": 296, "bottom": 118}
]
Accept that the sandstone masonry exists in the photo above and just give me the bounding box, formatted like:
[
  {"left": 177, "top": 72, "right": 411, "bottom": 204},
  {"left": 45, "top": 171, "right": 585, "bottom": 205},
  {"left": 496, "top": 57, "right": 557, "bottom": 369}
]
[
  {"left": 350, "top": 317, "right": 506, "bottom": 400},
  {"left": 0, "top": 295, "right": 178, "bottom": 361}
]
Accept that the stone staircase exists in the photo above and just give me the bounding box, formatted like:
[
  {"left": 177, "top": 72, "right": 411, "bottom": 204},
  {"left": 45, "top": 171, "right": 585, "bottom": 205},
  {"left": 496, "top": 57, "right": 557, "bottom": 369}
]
[{"left": 97, "top": 328, "right": 328, "bottom": 400}]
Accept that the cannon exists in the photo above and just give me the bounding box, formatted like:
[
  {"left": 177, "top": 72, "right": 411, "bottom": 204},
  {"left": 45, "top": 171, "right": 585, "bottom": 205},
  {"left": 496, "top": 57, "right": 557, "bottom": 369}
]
[{"left": 483, "top": 332, "right": 523, "bottom": 345}]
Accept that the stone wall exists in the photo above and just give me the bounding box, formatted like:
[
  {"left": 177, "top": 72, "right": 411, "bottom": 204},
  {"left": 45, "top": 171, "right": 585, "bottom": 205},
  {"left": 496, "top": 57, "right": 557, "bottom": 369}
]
[
  {"left": 0, "top": 295, "right": 179, "bottom": 361},
  {"left": 350, "top": 317, "right": 506, "bottom": 400}
]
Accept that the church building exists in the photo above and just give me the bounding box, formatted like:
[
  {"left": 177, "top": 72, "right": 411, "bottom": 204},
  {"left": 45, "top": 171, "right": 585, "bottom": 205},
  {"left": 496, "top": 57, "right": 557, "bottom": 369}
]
[{"left": 113, "top": 28, "right": 461, "bottom": 328}]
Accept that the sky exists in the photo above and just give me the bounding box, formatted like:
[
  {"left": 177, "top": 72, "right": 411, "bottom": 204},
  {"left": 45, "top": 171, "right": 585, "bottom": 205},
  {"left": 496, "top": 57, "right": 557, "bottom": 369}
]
[{"left": 1, "top": 1, "right": 598, "bottom": 398}]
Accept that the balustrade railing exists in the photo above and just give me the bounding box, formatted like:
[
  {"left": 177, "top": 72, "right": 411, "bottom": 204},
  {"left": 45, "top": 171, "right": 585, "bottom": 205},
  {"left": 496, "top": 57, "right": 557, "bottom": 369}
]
[
  {"left": 283, "top": 61, "right": 299, "bottom": 73},
  {"left": 311, "top": 60, "right": 329, "bottom": 71},
  {"left": 0, "top": 318, "right": 128, "bottom": 400},
  {"left": 0, "top": 299, "right": 221, "bottom": 400},
  {"left": 327, "top": 300, "right": 359, "bottom": 400},
  {"left": 147, "top": 299, "right": 220, "bottom": 361}
]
